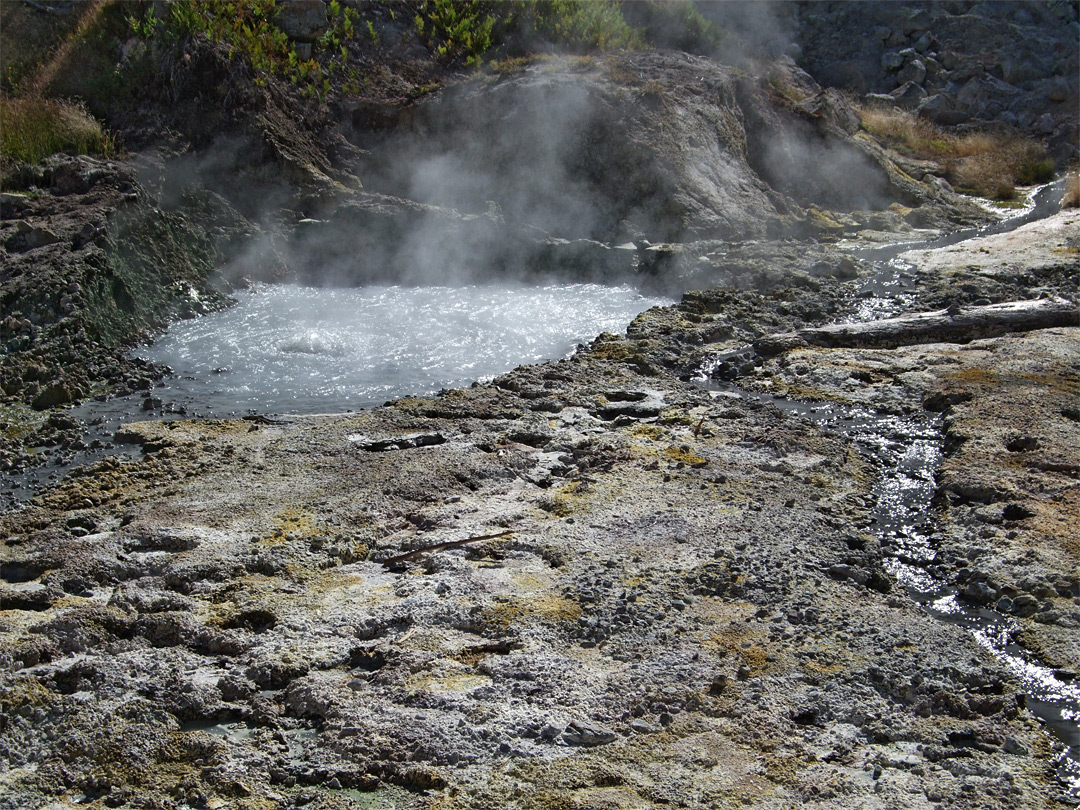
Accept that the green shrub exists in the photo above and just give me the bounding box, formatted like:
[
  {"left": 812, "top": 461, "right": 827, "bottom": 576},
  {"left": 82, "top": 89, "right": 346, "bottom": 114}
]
[
  {"left": 127, "top": 0, "right": 362, "bottom": 99},
  {"left": 1015, "top": 157, "right": 1055, "bottom": 186},
  {"left": 414, "top": 0, "right": 496, "bottom": 66},
  {"left": 0, "top": 96, "right": 113, "bottom": 164},
  {"left": 414, "top": 0, "right": 644, "bottom": 65},
  {"left": 524, "top": 0, "right": 643, "bottom": 52}
]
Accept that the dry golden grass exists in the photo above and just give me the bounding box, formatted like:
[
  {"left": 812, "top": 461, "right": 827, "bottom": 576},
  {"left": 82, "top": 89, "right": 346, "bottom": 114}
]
[
  {"left": 0, "top": 95, "right": 113, "bottom": 164},
  {"left": 856, "top": 102, "right": 1055, "bottom": 200},
  {"left": 1063, "top": 170, "right": 1080, "bottom": 209}
]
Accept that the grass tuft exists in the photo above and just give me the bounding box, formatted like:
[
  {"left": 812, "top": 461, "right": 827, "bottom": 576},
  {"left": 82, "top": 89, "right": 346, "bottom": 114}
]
[
  {"left": 856, "top": 102, "right": 1055, "bottom": 200},
  {"left": 0, "top": 95, "right": 113, "bottom": 164},
  {"left": 1063, "top": 170, "right": 1079, "bottom": 209}
]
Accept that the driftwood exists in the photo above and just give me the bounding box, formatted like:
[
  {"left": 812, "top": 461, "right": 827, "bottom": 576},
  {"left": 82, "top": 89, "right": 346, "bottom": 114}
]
[
  {"left": 754, "top": 298, "right": 1077, "bottom": 356},
  {"left": 381, "top": 530, "right": 513, "bottom": 567}
]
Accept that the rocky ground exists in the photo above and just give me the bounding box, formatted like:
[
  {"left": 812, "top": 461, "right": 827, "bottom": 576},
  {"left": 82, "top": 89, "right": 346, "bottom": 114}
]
[
  {"left": 1, "top": 204, "right": 1077, "bottom": 809},
  {"left": 2, "top": 2, "right": 1078, "bottom": 808}
]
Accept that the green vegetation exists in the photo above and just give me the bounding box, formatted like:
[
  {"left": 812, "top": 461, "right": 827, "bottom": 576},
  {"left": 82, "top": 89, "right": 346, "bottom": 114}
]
[
  {"left": 521, "top": 0, "right": 644, "bottom": 52},
  {"left": 126, "top": 0, "right": 364, "bottom": 99},
  {"left": 414, "top": 0, "right": 497, "bottom": 66},
  {"left": 0, "top": 96, "right": 113, "bottom": 164},
  {"left": 414, "top": 0, "right": 731, "bottom": 66},
  {"left": 856, "top": 102, "right": 1055, "bottom": 200}
]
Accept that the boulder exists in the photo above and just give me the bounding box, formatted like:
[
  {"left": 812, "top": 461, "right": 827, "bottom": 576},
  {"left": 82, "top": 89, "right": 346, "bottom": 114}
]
[
  {"left": 955, "top": 74, "right": 1022, "bottom": 116},
  {"left": 897, "top": 58, "right": 927, "bottom": 86},
  {"left": 890, "top": 80, "right": 929, "bottom": 109},
  {"left": 276, "top": 0, "right": 328, "bottom": 42},
  {"left": 916, "top": 93, "right": 957, "bottom": 123},
  {"left": 32, "top": 383, "right": 73, "bottom": 410},
  {"left": 6, "top": 221, "right": 61, "bottom": 252},
  {"left": 904, "top": 8, "right": 933, "bottom": 34},
  {"left": 881, "top": 51, "right": 904, "bottom": 72},
  {"left": 913, "top": 32, "right": 935, "bottom": 53}
]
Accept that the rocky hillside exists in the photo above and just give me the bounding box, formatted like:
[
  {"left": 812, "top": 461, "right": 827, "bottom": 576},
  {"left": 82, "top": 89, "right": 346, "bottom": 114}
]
[{"left": 793, "top": 0, "right": 1079, "bottom": 164}]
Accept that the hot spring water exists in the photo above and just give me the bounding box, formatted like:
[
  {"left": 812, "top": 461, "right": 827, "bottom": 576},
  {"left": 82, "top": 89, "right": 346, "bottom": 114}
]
[{"left": 132, "top": 282, "right": 670, "bottom": 415}]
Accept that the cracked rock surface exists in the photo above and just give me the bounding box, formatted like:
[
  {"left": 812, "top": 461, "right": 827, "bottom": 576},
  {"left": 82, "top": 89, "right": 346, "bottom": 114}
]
[{"left": 3, "top": 235, "right": 1076, "bottom": 807}]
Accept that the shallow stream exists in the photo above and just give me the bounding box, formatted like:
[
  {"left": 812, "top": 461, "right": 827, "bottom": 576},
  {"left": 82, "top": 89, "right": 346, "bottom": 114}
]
[{"left": 701, "top": 179, "right": 1077, "bottom": 795}]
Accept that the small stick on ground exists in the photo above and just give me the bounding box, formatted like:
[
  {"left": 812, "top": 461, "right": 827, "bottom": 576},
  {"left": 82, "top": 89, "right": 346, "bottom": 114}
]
[{"left": 381, "top": 530, "right": 514, "bottom": 567}]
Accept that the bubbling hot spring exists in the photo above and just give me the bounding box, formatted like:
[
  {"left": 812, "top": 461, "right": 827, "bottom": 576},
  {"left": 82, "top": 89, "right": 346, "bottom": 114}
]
[{"left": 133, "top": 282, "right": 671, "bottom": 416}]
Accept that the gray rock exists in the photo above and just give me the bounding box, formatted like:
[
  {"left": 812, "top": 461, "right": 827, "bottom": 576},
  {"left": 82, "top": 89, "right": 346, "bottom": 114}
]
[
  {"left": 1003, "top": 736, "right": 1029, "bottom": 756},
  {"left": 276, "top": 0, "right": 328, "bottom": 42},
  {"left": 562, "top": 720, "right": 617, "bottom": 746},
  {"left": 897, "top": 58, "right": 927, "bottom": 87},
  {"left": 350, "top": 432, "right": 446, "bottom": 451},
  {"left": 7, "top": 221, "right": 60, "bottom": 252},
  {"left": 917, "top": 94, "right": 955, "bottom": 122},
  {"left": 963, "top": 580, "right": 995, "bottom": 604},
  {"left": 890, "top": 81, "right": 929, "bottom": 109},
  {"left": 1042, "top": 77, "right": 1071, "bottom": 103},
  {"left": 882, "top": 51, "right": 904, "bottom": 72},
  {"left": 1012, "top": 594, "right": 1040, "bottom": 617},
  {"left": 904, "top": 9, "right": 932, "bottom": 34},
  {"left": 938, "top": 50, "right": 961, "bottom": 71},
  {"left": 829, "top": 564, "right": 853, "bottom": 580},
  {"left": 955, "top": 75, "right": 1022, "bottom": 115}
]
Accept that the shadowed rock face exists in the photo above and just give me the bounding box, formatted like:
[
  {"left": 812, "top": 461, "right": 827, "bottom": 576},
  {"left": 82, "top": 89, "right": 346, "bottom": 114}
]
[
  {"left": 795, "top": 0, "right": 1080, "bottom": 163},
  {"left": 281, "top": 51, "right": 986, "bottom": 290}
]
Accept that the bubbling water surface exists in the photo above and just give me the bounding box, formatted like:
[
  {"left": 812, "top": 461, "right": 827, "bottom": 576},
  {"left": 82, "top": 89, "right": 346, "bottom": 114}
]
[{"left": 134, "top": 283, "right": 670, "bottom": 415}]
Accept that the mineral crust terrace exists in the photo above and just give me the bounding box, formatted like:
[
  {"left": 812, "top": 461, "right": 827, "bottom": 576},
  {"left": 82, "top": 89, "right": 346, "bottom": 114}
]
[{"left": 2, "top": 217, "right": 1078, "bottom": 810}]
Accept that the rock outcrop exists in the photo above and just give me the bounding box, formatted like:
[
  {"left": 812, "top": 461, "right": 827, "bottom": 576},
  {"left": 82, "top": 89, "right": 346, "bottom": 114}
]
[{"left": 795, "top": 1, "right": 1080, "bottom": 163}]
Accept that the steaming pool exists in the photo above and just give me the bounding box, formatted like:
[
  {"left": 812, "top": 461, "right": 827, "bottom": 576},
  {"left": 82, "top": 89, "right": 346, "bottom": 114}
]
[{"left": 130, "top": 282, "right": 671, "bottom": 415}]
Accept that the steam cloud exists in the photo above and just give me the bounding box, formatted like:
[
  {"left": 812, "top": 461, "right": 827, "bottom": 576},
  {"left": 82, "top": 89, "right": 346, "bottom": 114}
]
[{"left": 143, "top": 3, "right": 901, "bottom": 297}]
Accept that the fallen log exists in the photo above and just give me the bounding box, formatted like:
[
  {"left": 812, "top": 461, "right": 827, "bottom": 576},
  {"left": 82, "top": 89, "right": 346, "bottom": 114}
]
[
  {"left": 381, "top": 530, "right": 513, "bottom": 567},
  {"left": 754, "top": 298, "right": 1077, "bottom": 356}
]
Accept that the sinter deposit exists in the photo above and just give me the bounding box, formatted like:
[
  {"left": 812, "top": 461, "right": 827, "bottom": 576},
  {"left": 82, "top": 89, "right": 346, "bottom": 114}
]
[{"left": 1, "top": 2, "right": 1078, "bottom": 809}]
